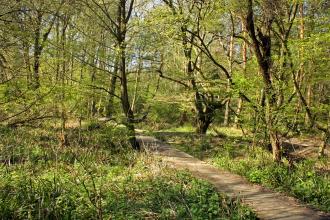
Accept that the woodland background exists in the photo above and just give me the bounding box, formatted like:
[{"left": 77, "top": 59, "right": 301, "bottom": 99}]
[{"left": 0, "top": 0, "right": 329, "bottom": 219}]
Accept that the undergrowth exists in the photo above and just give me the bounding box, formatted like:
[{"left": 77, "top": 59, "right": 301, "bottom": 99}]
[
  {"left": 154, "top": 129, "right": 330, "bottom": 213},
  {"left": 0, "top": 124, "right": 257, "bottom": 219},
  {"left": 212, "top": 147, "right": 330, "bottom": 212}
]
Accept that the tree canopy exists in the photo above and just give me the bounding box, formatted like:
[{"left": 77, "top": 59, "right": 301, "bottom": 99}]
[{"left": 0, "top": 0, "right": 329, "bottom": 160}]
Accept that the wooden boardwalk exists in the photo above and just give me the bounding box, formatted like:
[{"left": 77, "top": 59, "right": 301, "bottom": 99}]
[{"left": 138, "top": 135, "right": 329, "bottom": 220}]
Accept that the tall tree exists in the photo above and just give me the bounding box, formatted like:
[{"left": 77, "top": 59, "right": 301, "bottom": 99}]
[{"left": 82, "top": 0, "right": 140, "bottom": 149}]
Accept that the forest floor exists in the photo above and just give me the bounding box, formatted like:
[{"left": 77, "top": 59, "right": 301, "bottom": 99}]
[
  {"left": 137, "top": 133, "right": 330, "bottom": 220},
  {"left": 0, "top": 125, "right": 258, "bottom": 219}
]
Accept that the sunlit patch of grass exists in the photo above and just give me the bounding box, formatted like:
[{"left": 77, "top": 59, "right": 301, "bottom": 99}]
[
  {"left": 209, "top": 126, "right": 245, "bottom": 138},
  {"left": 158, "top": 124, "right": 196, "bottom": 133}
]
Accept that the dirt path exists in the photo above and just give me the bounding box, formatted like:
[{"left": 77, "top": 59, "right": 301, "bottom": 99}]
[{"left": 137, "top": 135, "right": 329, "bottom": 220}]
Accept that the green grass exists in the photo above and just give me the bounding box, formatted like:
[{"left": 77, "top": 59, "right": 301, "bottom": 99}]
[
  {"left": 151, "top": 124, "right": 244, "bottom": 137},
  {"left": 212, "top": 149, "right": 330, "bottom": 212},
  {"left": 0, "top": 124, "right": 257, "bottom": 219},
  {"left": 155, "top": 124, "right": 196, "bottom": 133},
  {"left": 154, "top": 127, "right": 330, "bottom": 213}
]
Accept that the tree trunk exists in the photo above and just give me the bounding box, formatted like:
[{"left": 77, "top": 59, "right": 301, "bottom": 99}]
[
  {"left": 22, "top": 41, "right": 32, "bottom": 87},
  {"left": 223, "top": 81, "right": 230, "bottom": 126},
  {"left": 60, "top": 17, "right": 69, "bottom": 147},
  {"left": 90, "top": 56, "right": 97, "bottom": 117},
  {"left": 305, "top": 84, "right": 312, "bottom": 125},
  {"left": 179, "top": 111, "right": 188, "bottom": 126},
  {"left": 246, "top": 0, "right": 281, "bottom": 162},
  {"left": 105, "top": 47, "right": 119, "bottom": 117},
  {"left": 131, "top": 50, "right": 142, "bottom": 113},
  {"left": 234, "top": 98, "right": 242, "bottom": 128},
  {"left": 183, "top": 28, "right": 213, "bottom": 134},
  {"left": 298, "top": 4, "right": 311, "bottom": 126},
  {"left": 119, "top": 43, "right": 139, "bottom": 150},
  {"left": 224, "top": 35, "right": 234, "bottom": 126},
  {"left": 234, "top": 21, "right": 247, "bottom": 128},
  {"left": 117, "top": 0, "right": 140, "bottom": 150},
  {"left": 191, "top": 73, "right": 212, "bottom": 134},
  {"left": 267, "top": 101, "right": 281, "bottom": 161},
  {"left": 33, "top": 12, "right": 42, "bottom": 89},
  {"left": 106, "top": 73, "right": 117, "bottom": 117},
  {"left": 319, "top": 111, "right": 330, "bottom": 157},
  {"left": 196, "top": 100, "right": 213, "bottom": 135},
  {"left": 196, "top": 119, "right": 211, "bottom": 135}
]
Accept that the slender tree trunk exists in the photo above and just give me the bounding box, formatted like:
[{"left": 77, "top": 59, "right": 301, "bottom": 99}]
[
  {"left": 119, "top": 43, "right": 139, "bottom": 150},
  {"left": 105, "top": 41, "right": 119, "bottom": 117},
  {"left": 319, "top": 111, "right": 330, "bottom": 157},
  {"left": 106, "top": 73, "right": 117, "bottom": 117},
  {"left": 298, "top": 4, "right": 311, "bottom": 126},
  {"left": 234, "top": 99, "right": 242, "bottom": 128},
  {"left": 60, "top": 17, "right": 69, "bottom": 147},
  {"left": 90, "top": 55, "right": 97, "bottom": 117},
  {"left": 22, "top": 41, "right": 31, "bottom": 87},
  {"left": 117, "top": 0, "right": 140, "bottom": 150},
  {"left": 290, "top": 4, "right": 305, "bottom": 130},
  {"left": 223, "top": 80, "right": 231, "bottom": 126},
  {"left": 70, "top": 54, "right": 74, "bottom": 86},
  {"left": 33, "top": 12, "right": 42, "bottom": 89},
  {"left": 131, "top": 50, "right": 142, "bottom": 113},
  {"left": 234, "top": 23, "right": 246, "bottom": 128},
  {"left": 56, "top": 20, "right": 60, "bottom": 82},
  {"left": 266, "top": 100, "right": 281, "bottom": 161},
  {"left": 305, "top": 84, "right": 312, "bottom": 125},
  {"left": 224, "top": 36, "right": 234, "bottom": 126}
]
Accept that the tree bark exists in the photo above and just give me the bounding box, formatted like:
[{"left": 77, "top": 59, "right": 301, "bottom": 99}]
[
  {"left": 33, "top": 11, "right": 42, "bottom": 89},
  {"left": 22, "top": 41, "right": 32, "bottom": 86},
  {"left": 224, "top": 35, "right": 234, "bottom": 126},
  {"left": 298, "top": 4, "right": 311, "bottom": 126},
  {"left": 234, "top": 98, "right": 242, "bottom": 128},
  {"left": 106, "top": 72, "right": 118, "bottom": 117},
  {"left": 246, "top": 0, "right": 281, "bottom": 162},
  {"left": 117, "top": 0, "right": 140, "bottom": 150},
  {"left": 305, "top": 84, "right": 312, "bottom": 125},
  {"left": 90, "top": 55, "right": 97, "bottom": 117},
  {"left": 318, "top": 111, "right": 330, "bottom": 157},
  {"left": 60, "top": 16, "right": 69, "bottom": 147},
  {"left": 196, "top": 101, "right": 213, "bottom": 135},
  {"left": 131, "top": 49, "right": 142, "bottom": 113},
  {"left": 119, "top": 43, "right": 139, "bottom": 150},
  {"left": 234, "top": 22, "right": 246, "bottom": 128}
]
